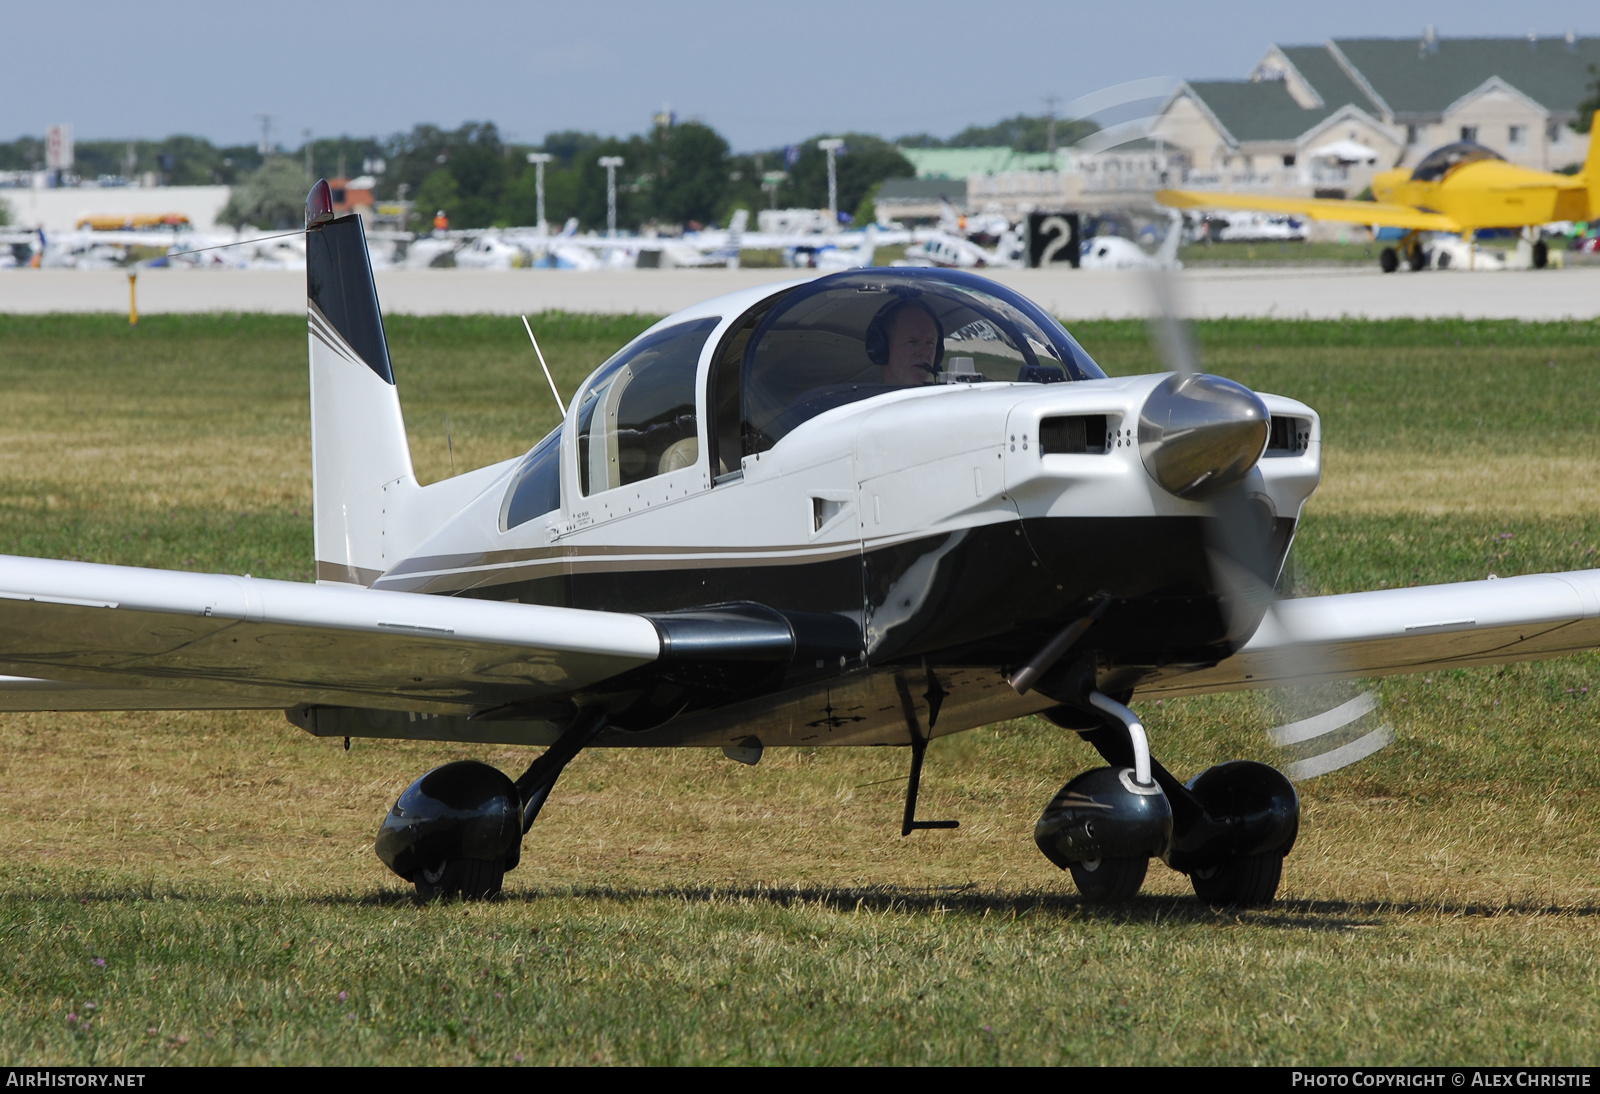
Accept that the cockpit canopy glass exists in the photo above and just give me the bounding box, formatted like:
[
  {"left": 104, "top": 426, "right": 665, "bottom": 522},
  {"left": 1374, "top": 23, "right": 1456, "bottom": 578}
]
[
  {"left": 1410, "top": 141, "right": 1503, "bottom": 182},
  {"left": 573, "top": 316, "right": 719, "bottom": 496},
  {"left": 739, "top": 269, "right": 1104, "bottom": 453}
]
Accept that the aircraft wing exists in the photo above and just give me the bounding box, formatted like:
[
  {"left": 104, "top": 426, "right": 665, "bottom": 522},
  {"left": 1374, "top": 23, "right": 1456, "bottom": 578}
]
[
  {"left": 0, "top": 554, "right": 660, "bottom": 713},
  {"left": 1143, "top": 570, "right": 1600, "bottom": 698},
  {"left": 1156, "top": 189, "right": 1460, "bottom": 234}
]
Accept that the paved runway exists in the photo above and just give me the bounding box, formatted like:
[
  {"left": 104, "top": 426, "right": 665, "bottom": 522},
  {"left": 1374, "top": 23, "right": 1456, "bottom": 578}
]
[{"left": 3, "top": 264, "right": 1598, "bottom": 320}]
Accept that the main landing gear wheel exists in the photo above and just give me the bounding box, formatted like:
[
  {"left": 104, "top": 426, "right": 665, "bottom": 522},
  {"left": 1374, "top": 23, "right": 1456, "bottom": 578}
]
[
  {"left": 1407, "top": 242, "right": 1427, "bottom": 271},
  {"left": 414, "top": 858, "right": 505, "bottom": 901},
  {"left": 1379, "top": 246, "right": 1399, "bottom": 273},
  {"left": 1189, "top": 852, "right": 1283, "bottom": 909},
  {"left": 1069, "top": 856, "right": 1149, "bottom": 904},
  {"left": 1533, "top": 240, "right": 1549, "bottom": 269}
]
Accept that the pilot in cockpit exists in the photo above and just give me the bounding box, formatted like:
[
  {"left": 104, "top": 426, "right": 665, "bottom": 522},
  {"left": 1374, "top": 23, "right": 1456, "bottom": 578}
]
[{"left": 865, "top": 298, "right": 944, "bottom": 386}]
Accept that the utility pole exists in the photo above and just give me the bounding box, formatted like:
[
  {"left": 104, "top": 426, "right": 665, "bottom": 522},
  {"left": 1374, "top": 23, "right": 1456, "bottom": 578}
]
[
  {"left": 256, "top": 113, "right": 274, "bottom": 159},
  {"left": 302, "top": 129, "right": 312, "bottom": 182},
  {"left": 817, "top": 138, "right": 844, "bottom": 227},
  {"left": 598, "top": 156, "right": 624, "bottom": 236},
  {"left": 526, "top": 152, "right": 552, "bottom": 233}
]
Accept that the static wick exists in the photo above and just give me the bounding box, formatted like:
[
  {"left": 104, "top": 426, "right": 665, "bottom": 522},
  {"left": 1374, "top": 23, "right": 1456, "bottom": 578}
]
[{"left": 521, "top": 315, "right": 567, "bottom": 415}]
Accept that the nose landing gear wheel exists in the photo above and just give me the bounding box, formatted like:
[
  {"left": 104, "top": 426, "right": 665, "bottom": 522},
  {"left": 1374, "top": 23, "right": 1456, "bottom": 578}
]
[
  {"left": 1068, "top": 855, "right": 1149, "bottom": 904},
  {"left": 1189, "top": 852, "right": 1282, "bottom": 908},
  {"left": 414, "top": 858, "right": 506, "bottom": 901}
]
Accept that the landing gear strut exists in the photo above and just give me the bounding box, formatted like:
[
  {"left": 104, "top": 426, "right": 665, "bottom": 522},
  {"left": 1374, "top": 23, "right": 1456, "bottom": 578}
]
[
  {"left": 1035, "top": 690, "right": 1299, "bottom": 907},
  {"left": 375, "top": 707, "right": 609, "bottom": 899}
]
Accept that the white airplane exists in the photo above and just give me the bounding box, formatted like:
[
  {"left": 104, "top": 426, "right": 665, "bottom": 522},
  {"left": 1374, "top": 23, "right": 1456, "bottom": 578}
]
[
  {"left": 0, "top": 229, "right": 36, "bottom": 267},
  {"left": 783, "top": 225, "right": 878, "bottom": 270},
  {"left": 1079, "top": 211, "right": 1184, "bottom": 270},
  {"left": 4, "top": 178, "right": 1599, "bottom": 908},
  {"left": 896, "top": 226, "right": 1024, "bottom": 269},
  {"left": 1202, "top": 211, "right": 1308, "bottom": 243}
]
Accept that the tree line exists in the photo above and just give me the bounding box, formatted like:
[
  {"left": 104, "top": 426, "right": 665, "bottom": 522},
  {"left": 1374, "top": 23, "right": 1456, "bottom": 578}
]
[{"left": 0, "top": 114, "right": 1086, "bottom": 232}]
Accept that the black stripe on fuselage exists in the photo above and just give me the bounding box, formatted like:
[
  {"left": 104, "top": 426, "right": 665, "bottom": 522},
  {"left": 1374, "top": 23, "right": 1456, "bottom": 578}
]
[{"left": 399, "top": 514, "right": 1293, "bottom": 682}]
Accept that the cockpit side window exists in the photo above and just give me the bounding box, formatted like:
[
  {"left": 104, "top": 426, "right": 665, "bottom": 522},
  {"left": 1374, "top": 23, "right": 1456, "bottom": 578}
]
[
  {"left": 500, "top": 426, "right": 562, "bottom": 531},
  {"left": 738, "top": 269, "right": 1104, "bottom": 455},
  {"left": 709, "top": 290, "right": 794, "bottom": 479},
  {"left": 574, "top": 316, "right": 719, "bottom": 497}
]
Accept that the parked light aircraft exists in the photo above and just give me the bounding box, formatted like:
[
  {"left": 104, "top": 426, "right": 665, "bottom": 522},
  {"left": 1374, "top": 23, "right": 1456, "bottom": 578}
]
[
  {"left": 1159, "top": 114, "right": 1600, "bottom": 272},
  {"left": 5, "top": 179, "right": 1600, "bottom": 907},
  {"left": 1079, "top": 211, "right": 1183, "bottom": 271}
]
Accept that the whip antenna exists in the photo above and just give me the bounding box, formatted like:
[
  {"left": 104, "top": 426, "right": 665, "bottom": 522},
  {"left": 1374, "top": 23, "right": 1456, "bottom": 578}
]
[{"left": 521, "top": 315, "right": 567, "bottom": 416}]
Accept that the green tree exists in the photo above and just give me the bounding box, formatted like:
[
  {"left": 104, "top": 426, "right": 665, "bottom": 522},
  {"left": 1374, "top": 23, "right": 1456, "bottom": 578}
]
[
  {"left": 785, "top": 134, "right": 913, "bottom": 218},
  {"left": 1577, "top": 65, "right": 1600, "bottom": 133},
  {"left": 218, "top": 158, "right": 311, "bottom": 229},
  {"left": 412, "top": 169, "right": 462, "bottom": 231},
  {"left": 946, "top": 113, "right": 1098, "bottom": 151},
  {"left": 376, "top": 123, "right": 513, "bottom": 228},
  {"left": 0, "top": 196, "right": 11, "bottom": 227},
  {"left": 648, "top": 121, "right": 731, "bottom": 226}
]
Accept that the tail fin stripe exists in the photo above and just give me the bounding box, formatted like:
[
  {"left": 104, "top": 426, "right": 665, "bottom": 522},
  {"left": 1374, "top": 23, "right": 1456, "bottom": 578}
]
[{"left": 309, "top": 304, "right": 367, "bottom": 370}]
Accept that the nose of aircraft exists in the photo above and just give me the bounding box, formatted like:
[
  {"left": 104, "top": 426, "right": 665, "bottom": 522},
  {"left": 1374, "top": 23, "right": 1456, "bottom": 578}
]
[{"left": 1137, "top": 373, "right": 1270, "bottom": 499}]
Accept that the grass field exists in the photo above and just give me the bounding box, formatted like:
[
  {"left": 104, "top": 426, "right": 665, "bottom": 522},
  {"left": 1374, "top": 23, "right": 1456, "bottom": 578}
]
[{"left": 3, "top": 313, "right": 1600, "bottom": 1065}]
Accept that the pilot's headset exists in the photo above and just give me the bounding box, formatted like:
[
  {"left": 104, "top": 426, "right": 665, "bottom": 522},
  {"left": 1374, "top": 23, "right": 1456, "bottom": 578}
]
[{"left": 865, "top": 297, "right": 945, "bottom": 371}]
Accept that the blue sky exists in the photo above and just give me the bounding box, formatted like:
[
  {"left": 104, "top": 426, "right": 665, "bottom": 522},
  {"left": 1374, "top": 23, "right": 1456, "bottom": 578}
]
[{"left": 6, "top": 1, "right": 1596, "bottom": 151}]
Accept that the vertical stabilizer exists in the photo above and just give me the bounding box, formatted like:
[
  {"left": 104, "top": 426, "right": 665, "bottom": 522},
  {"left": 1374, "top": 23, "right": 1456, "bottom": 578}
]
[{"left": 305, "top": 180, "right": 416, "bottom": 585}]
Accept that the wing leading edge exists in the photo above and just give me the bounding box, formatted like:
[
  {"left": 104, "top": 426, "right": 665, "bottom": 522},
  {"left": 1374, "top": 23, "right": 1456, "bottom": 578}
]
[
  {"left": 1155, "top": 189, "right": 1460, "bottom": 234},
  {"left": 1144, "top": 569, "right": 1600, "bottom": 698},
  {"left": 0, "top": 554, "right": 660, "bottom": 713}
]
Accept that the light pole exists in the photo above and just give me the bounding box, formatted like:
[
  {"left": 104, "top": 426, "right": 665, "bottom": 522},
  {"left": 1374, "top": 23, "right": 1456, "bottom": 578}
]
[
  {"left": 598, "top": 156, "right": 624, "bottom": 237},
  {"left": 526, "top": 152, "right": 552, "bottom": 233},
  {"left": 817, "top": 138, "right": 844, "bottom": 227}
]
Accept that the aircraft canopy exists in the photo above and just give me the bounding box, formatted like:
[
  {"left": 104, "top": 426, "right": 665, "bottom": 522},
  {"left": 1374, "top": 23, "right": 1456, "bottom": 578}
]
[
  {"left": 737, "top": 269, "right": 1105, "bottom": 452},
  {"left": 1411, "top": 141, "right": 1504, "bottom": 182}
]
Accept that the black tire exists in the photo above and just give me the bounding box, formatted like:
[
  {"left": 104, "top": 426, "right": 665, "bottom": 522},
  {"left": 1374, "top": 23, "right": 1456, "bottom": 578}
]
[
  {"left": 1068, "top": 855, "right": 1148, "bottom": 904},
  {"left": 1407, "top": 243, "right": 1427, "bottom": 271},
  {"left": 1533, "top": 240, "right": 1549, "bottom": 269},
  {"left": 413, "top": 858, "right": 505, "bottom": 901},
  {"left": 1190, "top": 853, "right": 1283, "bottom": 908},
  {"left": 1379, "top": 247, "right": 1399, "bottom": 273}
]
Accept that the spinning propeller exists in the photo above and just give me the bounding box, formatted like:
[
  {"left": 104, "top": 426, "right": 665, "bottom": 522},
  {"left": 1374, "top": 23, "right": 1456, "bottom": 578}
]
[{"left": 1139, "top": 270, "right": 1394, "bottom": 781}]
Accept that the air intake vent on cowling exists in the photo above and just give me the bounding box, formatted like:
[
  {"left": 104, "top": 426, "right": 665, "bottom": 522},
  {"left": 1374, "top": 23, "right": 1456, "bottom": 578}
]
[
  {"left": 1266, "top": 416, "right": 1310, "bottom": 455},
  {"left": 1040, "top": 415, "right": 1109, "bottom": 454}
]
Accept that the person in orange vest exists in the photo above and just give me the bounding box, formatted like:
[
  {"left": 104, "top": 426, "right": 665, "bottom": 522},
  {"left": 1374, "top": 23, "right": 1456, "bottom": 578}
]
[{"left": 433, "top": 210, "right": 449, "bottom": 236}]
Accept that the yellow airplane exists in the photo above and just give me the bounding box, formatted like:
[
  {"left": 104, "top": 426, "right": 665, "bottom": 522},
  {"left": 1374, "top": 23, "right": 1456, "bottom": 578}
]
[{"left": 1157, "top": 111, "right": 1600, "bottom": 272}]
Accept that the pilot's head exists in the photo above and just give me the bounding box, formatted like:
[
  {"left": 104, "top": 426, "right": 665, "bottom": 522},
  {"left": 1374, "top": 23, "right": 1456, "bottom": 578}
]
[{"left": 868, "top": 299, "right": 943, "bottom": 386}]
